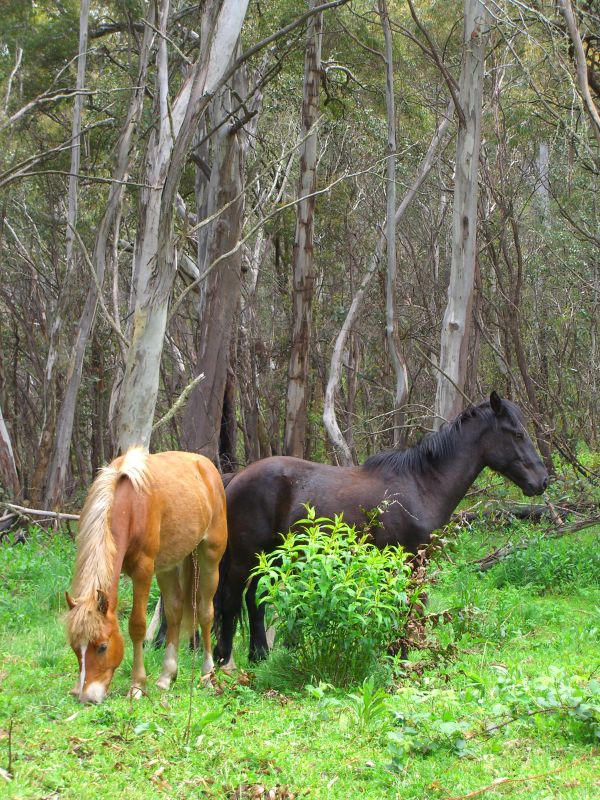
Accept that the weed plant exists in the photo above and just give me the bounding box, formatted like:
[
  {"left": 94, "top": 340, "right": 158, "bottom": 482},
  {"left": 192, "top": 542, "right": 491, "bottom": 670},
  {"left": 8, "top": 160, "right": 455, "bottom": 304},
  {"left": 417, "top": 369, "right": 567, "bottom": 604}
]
[{"left": 252, "top": 509, "right": 421, "bottom": 687}]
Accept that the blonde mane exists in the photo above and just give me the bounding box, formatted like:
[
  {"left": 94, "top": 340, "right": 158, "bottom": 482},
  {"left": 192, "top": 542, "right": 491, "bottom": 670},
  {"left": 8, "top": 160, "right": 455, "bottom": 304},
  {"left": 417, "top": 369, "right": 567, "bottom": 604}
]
[{"left": 67, "top": 447, "right": 150, "bottom": 645}]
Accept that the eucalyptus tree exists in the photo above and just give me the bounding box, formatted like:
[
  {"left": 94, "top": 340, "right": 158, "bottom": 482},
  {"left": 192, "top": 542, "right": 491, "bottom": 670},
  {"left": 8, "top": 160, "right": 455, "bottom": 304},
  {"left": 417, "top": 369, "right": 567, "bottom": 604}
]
[
  {"left": 181, "top": 53, "right": 255, "bottom": 464},
  {"left": 434, "top": 0, "right": 489, "bottom": 427},
  {"left": 284, "top": 0, "right": 324, "bottom": 458},
  {"left": 114, "top": 0, "right": 250, "bottom": 452}
]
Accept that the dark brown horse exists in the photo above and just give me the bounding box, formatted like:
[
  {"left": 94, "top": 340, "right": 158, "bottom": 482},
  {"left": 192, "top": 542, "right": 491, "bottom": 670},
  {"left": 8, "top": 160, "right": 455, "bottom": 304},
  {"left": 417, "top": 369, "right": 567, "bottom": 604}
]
[{"left": 213, "top": 393, "right": 549, "bottom": 667}]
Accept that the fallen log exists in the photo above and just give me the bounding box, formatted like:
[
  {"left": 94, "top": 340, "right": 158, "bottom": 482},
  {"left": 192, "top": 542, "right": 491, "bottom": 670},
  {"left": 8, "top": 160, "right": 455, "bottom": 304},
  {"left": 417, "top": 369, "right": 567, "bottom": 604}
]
[
  {"left": 453, "top": 500, "right": 585, "bottom": 526},
  {"left": 476, "top": 513, "right": 600, "bottom": 571}
]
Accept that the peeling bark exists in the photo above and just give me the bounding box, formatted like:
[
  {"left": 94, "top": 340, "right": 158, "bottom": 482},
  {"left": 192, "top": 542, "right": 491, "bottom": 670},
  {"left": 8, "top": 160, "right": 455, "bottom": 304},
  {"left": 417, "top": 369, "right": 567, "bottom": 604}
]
[{"left": 43, "top": 9, "right": 156, "bottom": 508}]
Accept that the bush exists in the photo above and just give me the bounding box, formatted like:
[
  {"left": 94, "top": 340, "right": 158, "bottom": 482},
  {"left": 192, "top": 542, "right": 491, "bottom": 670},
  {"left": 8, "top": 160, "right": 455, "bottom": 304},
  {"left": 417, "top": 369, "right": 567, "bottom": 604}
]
[{"left": 251, "top": 509, "right": 421, "bottom": 687}]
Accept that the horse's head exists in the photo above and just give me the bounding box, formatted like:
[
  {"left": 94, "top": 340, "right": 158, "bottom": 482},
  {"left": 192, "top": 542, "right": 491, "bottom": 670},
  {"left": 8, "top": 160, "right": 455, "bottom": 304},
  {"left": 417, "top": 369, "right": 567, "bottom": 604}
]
[
  {"left": 66, "top": 590, "right": 124, "bottom": 704},
  {"left": 481, "top": 391, "right": 549, "bottom": 496}
]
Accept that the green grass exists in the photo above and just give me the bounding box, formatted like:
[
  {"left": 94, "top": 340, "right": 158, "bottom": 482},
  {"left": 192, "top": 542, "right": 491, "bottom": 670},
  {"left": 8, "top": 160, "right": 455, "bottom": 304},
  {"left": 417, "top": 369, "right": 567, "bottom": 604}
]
[{"left": 0, "top": 524, "right": 599, "bottom": 799}]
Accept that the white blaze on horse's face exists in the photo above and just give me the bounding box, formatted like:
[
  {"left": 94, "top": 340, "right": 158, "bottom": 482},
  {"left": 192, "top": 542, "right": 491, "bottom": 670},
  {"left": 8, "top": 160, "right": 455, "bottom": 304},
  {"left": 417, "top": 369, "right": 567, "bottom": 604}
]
[{"left": 78, "top": 643, "right": 87, "bottom": 695}]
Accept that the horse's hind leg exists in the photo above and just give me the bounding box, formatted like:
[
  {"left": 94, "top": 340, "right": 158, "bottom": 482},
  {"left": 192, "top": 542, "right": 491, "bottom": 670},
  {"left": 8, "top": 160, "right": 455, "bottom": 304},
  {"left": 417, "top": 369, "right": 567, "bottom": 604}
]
[
  {"left": 128, "top": 558, "right": 154, "bottom": 698},
  {"left": 213, "top": 563, "right": 247, "bottom": 670},
  {"left": 193, "top": 541, "right": 224, "bottom": 680},
  {"left": 155, "top": 567, "right": 184, "bottom": 690},
  {"left": 246, "top": 576, "right": 270, "bottom": 662}
]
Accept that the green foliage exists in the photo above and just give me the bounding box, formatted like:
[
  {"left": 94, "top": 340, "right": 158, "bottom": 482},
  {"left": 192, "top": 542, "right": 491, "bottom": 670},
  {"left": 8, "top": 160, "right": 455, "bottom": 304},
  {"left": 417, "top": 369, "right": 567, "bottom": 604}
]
[
  {"left": 387, "top": 709, "right": 471, "bottom": 769},
  {"left": 252, "top": 508, "right": 420, "bottom": 686},
  {"left": 305, "top": 676, "right": 390, "bottom": 734},
  {"left": 489, "top": 531, "right": 600, "bottom": 593},
  {"left": 345, "top": 675, "right": 391, "bottom": 733},
  {"left": 0, "top": 527, "right": 74, "bottom": 631},
  {"left": 1, "top": 516, "right": 599, "bottom": 798},
  {"left": 489, "top": 667, "right": 600, "bottom": 743},
  {"left": 386, "top": 667, "right": 600, "bottom": 772}
]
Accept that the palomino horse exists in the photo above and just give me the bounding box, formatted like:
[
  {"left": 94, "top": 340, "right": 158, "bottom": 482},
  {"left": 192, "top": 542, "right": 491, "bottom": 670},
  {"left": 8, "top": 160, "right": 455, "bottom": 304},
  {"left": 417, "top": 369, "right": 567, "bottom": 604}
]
[
  {"left": 66, "top": 448, "right": 227, "bottom": 704},
  {"left": 214, "top": 392, "right": 549, "bottom": 667}
]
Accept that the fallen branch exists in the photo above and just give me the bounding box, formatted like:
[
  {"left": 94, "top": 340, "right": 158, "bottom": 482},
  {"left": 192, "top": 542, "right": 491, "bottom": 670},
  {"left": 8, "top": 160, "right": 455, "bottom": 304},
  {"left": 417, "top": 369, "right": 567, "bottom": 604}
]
[
  {"left": 2, "top": 503, "right": 80, "bottom": 521},
  {"left": 476, "top": 513, "right": 600, "bottom": 572},
  {"left": 443, "top": 755, "right": 589, "bottom": 800},
  {"left": 0, "top": 513, "right": 18, "bottom": 532},
  {"left": 454, "top": 501, "right": 580, "bottom": 526}
]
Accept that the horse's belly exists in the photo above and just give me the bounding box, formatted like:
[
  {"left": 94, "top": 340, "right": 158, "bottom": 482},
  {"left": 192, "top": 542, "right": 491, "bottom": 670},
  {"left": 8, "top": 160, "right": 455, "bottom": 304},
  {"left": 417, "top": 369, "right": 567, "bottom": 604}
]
[
  {"left": 154, "top": 526, "right": 208, "bottom": 572},
  {"left": 154, "top": 496, "right": 210, "bottom": 571}
]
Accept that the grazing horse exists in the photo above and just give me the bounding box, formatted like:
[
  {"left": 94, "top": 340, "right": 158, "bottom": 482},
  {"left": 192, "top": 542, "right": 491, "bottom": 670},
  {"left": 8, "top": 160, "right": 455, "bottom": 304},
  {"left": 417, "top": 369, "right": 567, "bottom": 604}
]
[
  {"left": 65, "top": 448, "right": 227, "bottom": 704},
  {"left": 214, "top": 392, "right": 549, "bottom": 667}
]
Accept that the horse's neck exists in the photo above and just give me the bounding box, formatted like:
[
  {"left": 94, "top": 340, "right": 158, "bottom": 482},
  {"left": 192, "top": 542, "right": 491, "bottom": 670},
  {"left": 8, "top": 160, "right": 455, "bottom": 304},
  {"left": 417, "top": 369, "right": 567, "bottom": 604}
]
[
  {"left": 419, "top": 422, "right": 485, "bottom": 526},
  {"left": 106, "top": 533, "right": 128, "bottom": 607},
  {"left": 73, "top": 521, "right": 127, "bottom": 608}
]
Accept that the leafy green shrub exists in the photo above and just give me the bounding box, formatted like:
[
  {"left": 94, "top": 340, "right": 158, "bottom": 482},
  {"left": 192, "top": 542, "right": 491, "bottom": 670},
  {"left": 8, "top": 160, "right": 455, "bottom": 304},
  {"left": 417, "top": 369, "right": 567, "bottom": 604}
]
[
  {"left": 489, "top": 531, "right": 600, "bottom": 593},
  {"left": 252, "top": 509, "right": 421, "bottom": 687}
]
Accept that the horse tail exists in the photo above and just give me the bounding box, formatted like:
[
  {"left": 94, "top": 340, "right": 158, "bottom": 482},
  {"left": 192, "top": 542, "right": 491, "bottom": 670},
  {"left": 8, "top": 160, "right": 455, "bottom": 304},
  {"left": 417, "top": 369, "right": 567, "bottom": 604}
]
[{"left": 71, "top": 447, "right": 150, "bottom": 600}]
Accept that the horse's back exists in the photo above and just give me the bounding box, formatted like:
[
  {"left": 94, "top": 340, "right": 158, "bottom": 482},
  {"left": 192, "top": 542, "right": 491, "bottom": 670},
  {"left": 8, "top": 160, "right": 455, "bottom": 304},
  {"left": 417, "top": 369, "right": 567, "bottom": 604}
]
[
  {"left": 225, "top": 455, "right": 373, "bottom": 552},
  {"left": 225, "top": 454, "right": 427, "bottom": 555},
  {"left": 116, "top": 450, "right": 226, "bottom": 572}
]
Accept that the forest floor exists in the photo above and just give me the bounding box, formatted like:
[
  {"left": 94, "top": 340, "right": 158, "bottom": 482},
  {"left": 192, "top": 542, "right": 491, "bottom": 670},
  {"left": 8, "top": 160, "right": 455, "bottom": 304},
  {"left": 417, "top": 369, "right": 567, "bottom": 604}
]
[{"left": 0, "top": 512, "right": 599, "bottom": 799}]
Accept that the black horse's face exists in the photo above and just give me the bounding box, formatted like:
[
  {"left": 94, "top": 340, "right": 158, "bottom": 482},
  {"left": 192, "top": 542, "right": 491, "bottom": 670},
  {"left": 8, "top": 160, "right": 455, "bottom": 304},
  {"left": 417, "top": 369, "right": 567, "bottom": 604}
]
[{"left": 482, "top": 392, "right": 549, "bottom": 497}]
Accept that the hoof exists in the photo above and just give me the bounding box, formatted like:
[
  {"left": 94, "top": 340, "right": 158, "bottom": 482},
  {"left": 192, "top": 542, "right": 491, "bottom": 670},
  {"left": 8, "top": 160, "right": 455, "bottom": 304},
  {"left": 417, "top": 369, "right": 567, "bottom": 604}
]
[
  {"left": 127, "top": 685, "right": 144, "bottom": 700},
  {"left": 156, "top": 674, "right": 173, "bottom": 691},
  {"left": 198, "top": 670, "right": 215, "bottom": 688}
]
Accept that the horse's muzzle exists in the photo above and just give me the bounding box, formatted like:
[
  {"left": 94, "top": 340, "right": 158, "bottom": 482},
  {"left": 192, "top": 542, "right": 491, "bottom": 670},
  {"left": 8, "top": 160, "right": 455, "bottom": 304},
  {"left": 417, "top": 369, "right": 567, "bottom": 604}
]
[{"left": 79, "top": 682, "right": 107, "bottom": 704}]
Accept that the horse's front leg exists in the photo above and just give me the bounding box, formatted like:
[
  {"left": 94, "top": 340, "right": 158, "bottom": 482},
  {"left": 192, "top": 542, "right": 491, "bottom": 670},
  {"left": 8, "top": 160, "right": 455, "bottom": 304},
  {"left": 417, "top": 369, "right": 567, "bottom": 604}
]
[
  {"left": 128, "top": 558, "right": 154, "bottom": 699},
  {"left": 155, "top": 568, "right": 183, "bottom": 690}
]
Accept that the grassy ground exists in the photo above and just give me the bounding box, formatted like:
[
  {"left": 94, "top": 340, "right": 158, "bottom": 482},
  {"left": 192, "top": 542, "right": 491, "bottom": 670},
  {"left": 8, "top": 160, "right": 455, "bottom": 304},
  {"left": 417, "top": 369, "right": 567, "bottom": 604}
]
[{"left": 0, "top": 519, "right": 599, "bottom": 799}]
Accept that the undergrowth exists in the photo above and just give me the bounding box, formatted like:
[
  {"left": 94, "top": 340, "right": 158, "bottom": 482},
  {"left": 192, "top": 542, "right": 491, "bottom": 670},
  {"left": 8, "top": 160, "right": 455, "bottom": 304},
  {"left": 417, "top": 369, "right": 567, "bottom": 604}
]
[{"left": 0, "top": 514, "right": 599, "bottom": 799}]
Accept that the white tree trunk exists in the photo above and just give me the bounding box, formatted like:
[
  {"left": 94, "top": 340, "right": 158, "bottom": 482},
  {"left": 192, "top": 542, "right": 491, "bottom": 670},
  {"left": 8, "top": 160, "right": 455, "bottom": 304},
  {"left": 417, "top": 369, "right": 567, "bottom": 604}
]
[
  {"left": 116, "top": 0, "right": 250, "bottom": 452},
  {"left": 324, "top": 101, "right": 454, "bottom": 463},
  {"left": 0, "top": 403, "right": 19, "bottom": 497},
  {"left": 284, "top": 0, "right": 323, "bottom": 457},
  {"left": 379, "top": 0, "right": 408, "bottom": 447},
  {"left": 434, "top": 0, "right": 489, "bottom": 428},
  {"left": 559, "top": 0, "right": 600, "bottom": 148}
]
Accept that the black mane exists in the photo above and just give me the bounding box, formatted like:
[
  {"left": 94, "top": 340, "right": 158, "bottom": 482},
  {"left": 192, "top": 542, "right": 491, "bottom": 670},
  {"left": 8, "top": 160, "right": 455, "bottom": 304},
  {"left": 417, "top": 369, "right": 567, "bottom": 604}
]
[{"left": 362, "top": 400, "right": 520, "bottom": 476}]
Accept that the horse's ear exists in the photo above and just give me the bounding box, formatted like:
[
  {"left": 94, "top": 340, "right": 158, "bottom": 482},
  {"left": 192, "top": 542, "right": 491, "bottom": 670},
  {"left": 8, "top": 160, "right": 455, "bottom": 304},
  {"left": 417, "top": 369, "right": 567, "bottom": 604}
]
[
  {"left": 490, "top": 391, "right": 504, "bottom": 416},
  {"left": 96, "top": 589, "right": 109, "bottom": 616},
  {"left": 65, "top": 592, "right": 77, "bottom": 610}
]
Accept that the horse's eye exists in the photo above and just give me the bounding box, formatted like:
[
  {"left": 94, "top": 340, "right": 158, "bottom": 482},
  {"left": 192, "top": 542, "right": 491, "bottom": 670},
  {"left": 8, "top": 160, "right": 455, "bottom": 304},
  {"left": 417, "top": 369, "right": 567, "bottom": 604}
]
[{"left": 97, "top": 643, "right": 108, "bottom": 654}]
